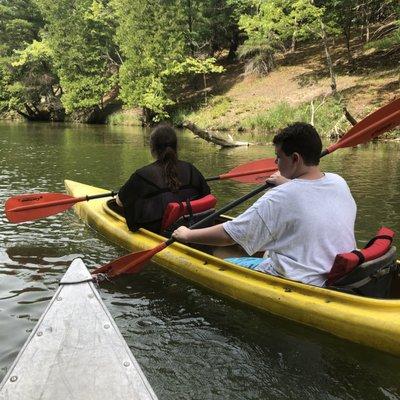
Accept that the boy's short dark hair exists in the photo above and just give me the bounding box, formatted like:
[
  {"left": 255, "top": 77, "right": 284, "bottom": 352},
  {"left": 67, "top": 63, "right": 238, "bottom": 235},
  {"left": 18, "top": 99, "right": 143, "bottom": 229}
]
[{"left": 273, "top": 122, "right": 322, "bottom": 165}]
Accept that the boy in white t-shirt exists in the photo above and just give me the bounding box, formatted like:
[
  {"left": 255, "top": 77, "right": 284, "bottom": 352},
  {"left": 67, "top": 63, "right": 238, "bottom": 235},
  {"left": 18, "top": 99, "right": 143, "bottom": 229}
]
[{"left": 172, "top": 123, "right": 356, "bottom": 286}]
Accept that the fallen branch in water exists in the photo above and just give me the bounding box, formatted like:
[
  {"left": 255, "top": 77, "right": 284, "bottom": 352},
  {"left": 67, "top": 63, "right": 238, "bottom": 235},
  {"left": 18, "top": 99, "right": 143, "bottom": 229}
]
[{"left": 183, "top": 121, "right": 252, "bottom": 147}]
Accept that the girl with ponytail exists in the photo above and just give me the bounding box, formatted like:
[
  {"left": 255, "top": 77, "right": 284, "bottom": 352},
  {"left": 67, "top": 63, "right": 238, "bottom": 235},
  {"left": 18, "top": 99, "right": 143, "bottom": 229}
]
[{"left": 116, "top": 124, "right": 210, "bottom": 233}]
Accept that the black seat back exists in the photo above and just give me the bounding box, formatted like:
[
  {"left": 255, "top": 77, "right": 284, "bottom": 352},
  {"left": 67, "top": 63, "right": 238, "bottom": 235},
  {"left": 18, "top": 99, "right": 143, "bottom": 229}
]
[{"left": 328, "top": 246, "right": 398, "bottom": 298}]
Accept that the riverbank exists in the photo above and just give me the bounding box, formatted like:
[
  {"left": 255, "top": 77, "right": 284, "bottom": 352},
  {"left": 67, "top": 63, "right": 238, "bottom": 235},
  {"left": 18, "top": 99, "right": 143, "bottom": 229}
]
[
  {"left": 2, "top": 37, "right": 398, "bottom": 139},
  {"left": 107, "top": 37, "right": 400, "bottom": 138},
  {"left": 175, "top": 40, "right": 399, "bottom": 137}
]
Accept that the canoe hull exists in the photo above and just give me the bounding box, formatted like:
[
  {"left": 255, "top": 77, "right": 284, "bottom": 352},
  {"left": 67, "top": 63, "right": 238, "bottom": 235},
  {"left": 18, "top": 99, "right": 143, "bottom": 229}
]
[
  {"left": 0, "top": 258, "right": 158, "bottom": 400},
  {"left": 65, "top": 180, "right": 400, "bottom": 357}
]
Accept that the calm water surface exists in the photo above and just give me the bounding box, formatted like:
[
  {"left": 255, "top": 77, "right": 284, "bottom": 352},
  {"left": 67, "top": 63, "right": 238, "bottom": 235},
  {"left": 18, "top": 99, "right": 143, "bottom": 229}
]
[{"left": 1, "top": 122, "right": 400, "bottom": 399}]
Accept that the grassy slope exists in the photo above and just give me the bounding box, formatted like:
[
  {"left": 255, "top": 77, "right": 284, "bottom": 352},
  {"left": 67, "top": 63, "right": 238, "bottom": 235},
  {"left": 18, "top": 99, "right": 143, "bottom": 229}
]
[{"left": 172, "top": 34, "right": 399, "bottom": 137}]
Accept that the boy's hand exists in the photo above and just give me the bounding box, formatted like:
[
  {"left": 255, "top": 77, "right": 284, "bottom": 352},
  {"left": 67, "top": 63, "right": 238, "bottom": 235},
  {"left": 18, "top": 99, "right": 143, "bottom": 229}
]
[
  {"left": 172, "top": 226, "right": 192, "bottom": 243},
  {"left": 266, "top": 171, "right": 290, "bottom": 186}
]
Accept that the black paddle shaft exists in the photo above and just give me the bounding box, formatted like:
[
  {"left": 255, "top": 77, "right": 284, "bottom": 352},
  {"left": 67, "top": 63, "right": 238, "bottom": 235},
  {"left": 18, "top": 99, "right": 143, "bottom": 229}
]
[
  {"left": 205, "top": 175, "right": 221, "bottom": 182},
  {"left": 86, "top": 191, "right": 116, "bottom": 201},
  {"left": 165, "top": 183, "right": 272, "bottom": 246},
  {"left": 165, "top": 147, "right": 332, "bottom": 246}
]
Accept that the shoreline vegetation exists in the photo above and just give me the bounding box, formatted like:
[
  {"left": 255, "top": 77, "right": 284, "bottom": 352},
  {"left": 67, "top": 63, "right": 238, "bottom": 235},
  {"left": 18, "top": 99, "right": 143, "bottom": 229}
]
[{"left": 0, "top": 1, "right": 399, "bottom": 139}]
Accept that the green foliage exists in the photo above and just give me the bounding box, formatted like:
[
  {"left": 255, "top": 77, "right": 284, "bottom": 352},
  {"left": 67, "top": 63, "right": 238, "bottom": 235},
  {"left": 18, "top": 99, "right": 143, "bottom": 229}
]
[
  {"left": 237, "top": 0, "right": 323, "bottom": 74},
  {"left": 0, "top": 0, "right": 398, "bottom": 123},
  {"left": 8, "top": 39, "right": 59, "bottom": 111},
  {"left": 35, "top": 0, "right": 117, "bottom": 112},
  {"left": 114, "top": 0, "right": 225, "bottom": 121},
  {"left": 183, "top": 0, "right": 245, "bottom": 57},
  {"left": 113, "top": 0, "right": 186, "bottom": 120},
  {"left": 11, "top": 40, "right": 52, "bottom": 67},
  {"left": 164, "top": 57, "right": 224, "bottom": 76},
  {"left": 0, "top": 0, "right": 43, "bottom": 55},
  {"left": 243, "top": 98, "right": 344, "bottom": 136},
  {"left": 0, "top": 0, "right": 63, "bottom": 117}
]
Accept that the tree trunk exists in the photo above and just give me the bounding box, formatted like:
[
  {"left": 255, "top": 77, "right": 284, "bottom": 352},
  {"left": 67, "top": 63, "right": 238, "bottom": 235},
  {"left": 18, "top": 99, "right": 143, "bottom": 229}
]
[
  {"left": 203, "top": 73, "right": 207, "bottom": 104},
  {"left": 17, "top": 104, "right": 51, "bottom": 122},
  {"left": 320, "top": 19, "right": 337, "bottom": 95},
  {"left": 291, "top": 29, "right": 297, "bottom": 53},
  {"left": 227, "top": 27, "right": 240, "bottom": 60},
  {"left": 290, "top": 20, "right": 297, "bottom": 53},
  {"left": 183, "top": 122, "right": 252, "bottom": 147},
  {"left": 362, "top": 5, "right": 371, "bottom": 42},
  {"left": 344, "top": 28, "right": 353, "bottom": 65},
  {"left": 186, "top": 0, "right": 195, "bottom": 57}
]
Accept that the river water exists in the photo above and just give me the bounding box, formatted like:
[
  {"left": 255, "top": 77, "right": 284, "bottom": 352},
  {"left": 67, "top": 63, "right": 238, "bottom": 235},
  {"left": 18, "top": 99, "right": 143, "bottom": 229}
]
[{"left": 1, "top": 122, "right": 400, "bottom": 399}]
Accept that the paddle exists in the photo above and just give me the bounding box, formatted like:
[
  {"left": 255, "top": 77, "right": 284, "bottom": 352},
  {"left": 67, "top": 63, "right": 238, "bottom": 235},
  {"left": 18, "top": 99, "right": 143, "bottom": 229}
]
[
  {"left": 205, "top": 158, "right": 277, "bottom": 184},
  {"left": 93, "top": 97, "right": 400, "bottom": 278},
  {"left": 321, "top": 97, "right": 400, "bottom": 156},
  {"left": 5, "top": 192, "right": 116, "bottom": 223},
  {"left": 5, "top": 159, "right": 278, "bottom": 223},
  {"left": 92, "top": 181, "right": 274, "bottom": 278},
  {"left": 6, "top": 98, "right": 400, "bottom": 224}
]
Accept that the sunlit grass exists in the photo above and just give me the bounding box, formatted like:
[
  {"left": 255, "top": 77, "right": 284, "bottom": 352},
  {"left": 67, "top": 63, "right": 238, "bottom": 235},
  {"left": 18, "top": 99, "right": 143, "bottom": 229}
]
[{"left": 243, "top": 98, "right": 347, "bottom": 136}]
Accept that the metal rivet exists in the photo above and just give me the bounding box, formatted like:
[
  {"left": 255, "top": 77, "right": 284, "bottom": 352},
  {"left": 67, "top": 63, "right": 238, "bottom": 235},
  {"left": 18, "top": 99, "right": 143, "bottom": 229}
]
[
  {"left": 123, "top": 361, "right": 130, "bottom": 367},
  {"left": 10, "top": 376, "right": 17, "bottom": 382},
  {"left": 57, "top": 297, "right": 62, "bottom": 301},
  {"left": 37, "top": 331, "right": 43, "bottom": 337},
  {"left": 104, "top": 324, "right": 110, "bottom": 329}
]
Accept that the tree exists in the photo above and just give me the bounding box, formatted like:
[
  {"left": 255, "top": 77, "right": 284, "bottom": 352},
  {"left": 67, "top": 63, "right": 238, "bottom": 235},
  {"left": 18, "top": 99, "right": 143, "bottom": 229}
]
[
  {"left": 237, "top": 0, "right": 322, "bottom": 75},
  {"left": 0, "top": 0, "right": 50, "bottom": 117},
  {"left": 113, "top": 0, "right": 224, "bottom": 123},
  {"left": 35, "top": 0, "right": 119, "bottom": 121},
  {"left": 9, "top": 40, "right": 63, "bottom": 120}
]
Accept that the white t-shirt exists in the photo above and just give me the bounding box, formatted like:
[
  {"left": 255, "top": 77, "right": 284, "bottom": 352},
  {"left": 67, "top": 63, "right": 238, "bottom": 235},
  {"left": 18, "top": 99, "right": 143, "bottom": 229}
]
[{"left": 223, "top": 173, "right": 357, "bottom": 286}]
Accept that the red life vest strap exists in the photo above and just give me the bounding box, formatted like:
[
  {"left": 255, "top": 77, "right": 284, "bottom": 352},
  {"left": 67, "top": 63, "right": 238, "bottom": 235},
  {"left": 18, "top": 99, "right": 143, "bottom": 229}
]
[
  {"left": 327, "top": 227, "right": 395, "bottom": 286},
  {"left": 161, "top": 194, "right": 217, "bottom": 231}
]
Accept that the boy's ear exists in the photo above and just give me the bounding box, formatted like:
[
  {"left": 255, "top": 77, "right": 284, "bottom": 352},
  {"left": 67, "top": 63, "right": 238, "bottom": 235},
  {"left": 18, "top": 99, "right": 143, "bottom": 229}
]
[{"left": 292, "top": 152, "right": 300, "bottom": 163}]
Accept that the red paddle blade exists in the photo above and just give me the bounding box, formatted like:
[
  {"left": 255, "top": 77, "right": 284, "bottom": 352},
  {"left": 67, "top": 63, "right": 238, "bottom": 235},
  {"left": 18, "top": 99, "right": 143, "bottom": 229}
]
[
  {"left": 92, "top": 242, "right": 168, "bottom": 278},
  {"left": 222, "top": 158, "right": 278, "bottom": 183},
  {"left": 326, "top": 98, "right": 400, "bottom": 153},
  {"left": 5, "top": 193, "right": 80, "bottom": 223}
]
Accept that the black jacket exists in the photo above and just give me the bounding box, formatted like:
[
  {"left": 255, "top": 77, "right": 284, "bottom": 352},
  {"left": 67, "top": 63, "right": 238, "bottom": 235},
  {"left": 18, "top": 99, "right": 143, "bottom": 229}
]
[{"left": 118, "top": 160, "right": 210, "bottom": 233}]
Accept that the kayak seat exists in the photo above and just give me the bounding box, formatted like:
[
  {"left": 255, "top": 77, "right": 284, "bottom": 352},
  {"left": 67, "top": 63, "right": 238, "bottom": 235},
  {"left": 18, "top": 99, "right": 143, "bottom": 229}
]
[
  {"left": 161, "top": 194, "right": 217, "bottom": 237},
  {"left": 327, "top": 246, "right": 398, "bottom": 298}
]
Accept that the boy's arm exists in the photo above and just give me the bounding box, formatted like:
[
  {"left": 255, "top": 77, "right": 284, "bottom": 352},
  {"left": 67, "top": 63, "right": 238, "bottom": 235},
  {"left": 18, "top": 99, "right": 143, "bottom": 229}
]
[{"left": 172, "top": 224, "right": 235, "bottom": 246}]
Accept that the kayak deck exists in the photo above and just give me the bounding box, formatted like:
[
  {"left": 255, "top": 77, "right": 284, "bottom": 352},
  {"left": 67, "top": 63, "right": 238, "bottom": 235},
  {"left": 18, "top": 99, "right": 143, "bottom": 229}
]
[
  {"left": 65, "top": 179, "right": 400, "bottom": 357},
  {"left": 0, "top": 258, "right": 158, "bottom": 400}
]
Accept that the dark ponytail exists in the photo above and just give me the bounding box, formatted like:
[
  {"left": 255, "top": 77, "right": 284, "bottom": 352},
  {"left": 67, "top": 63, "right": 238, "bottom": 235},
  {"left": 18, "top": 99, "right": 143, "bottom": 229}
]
[{"left": 150, "top": 124, "right": 181, "bottom": 192}]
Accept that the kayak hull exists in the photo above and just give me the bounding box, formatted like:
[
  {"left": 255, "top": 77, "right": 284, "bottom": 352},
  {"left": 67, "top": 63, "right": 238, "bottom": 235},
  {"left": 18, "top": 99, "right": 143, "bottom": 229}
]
[
  {"left": 0, "top": 258, "right": 158, "bottom": 400},
  {"left": 65, "top": 180, "right": 400, "bottom": 357}
]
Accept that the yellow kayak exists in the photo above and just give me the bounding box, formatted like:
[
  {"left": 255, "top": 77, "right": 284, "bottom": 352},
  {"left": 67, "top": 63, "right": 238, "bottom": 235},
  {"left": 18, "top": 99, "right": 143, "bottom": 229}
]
[{"left": 65, "top": 179, "right": 400, "bottom": 357}]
